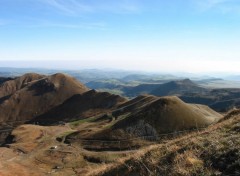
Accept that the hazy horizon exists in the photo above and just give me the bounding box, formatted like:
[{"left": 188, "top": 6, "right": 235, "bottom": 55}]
[
  {"left": 1, "top": 61, "right": 240, "bottom": 78},
  {"left": 1, "top": 1, "right": 240, "bottom": 73}
]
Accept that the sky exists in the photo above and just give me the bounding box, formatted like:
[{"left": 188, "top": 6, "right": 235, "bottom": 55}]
[{"left": 0, "top": 0, "right": 240, "bottom": 73}]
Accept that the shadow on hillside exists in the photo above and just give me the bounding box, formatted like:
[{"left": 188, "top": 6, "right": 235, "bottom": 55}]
[
  {"left": 0, "top": 95, "right": 11, "bottom": 104},
  {"left": 27, "top": 79, "right": 56, "bottom": 96}
]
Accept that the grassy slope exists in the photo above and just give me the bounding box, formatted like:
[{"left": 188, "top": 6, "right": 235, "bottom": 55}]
[
  {"left": 0, "top": 73, "right": 89, "bottom": 124},
  {"left": 93, "top": 111, "right": 240, "bottom": 176},
  {"left": 112, "top": 96, "right": 222, "bottom": 134},
  {"left": 0, "top": 110, "right": 238, "bottom": 176}
]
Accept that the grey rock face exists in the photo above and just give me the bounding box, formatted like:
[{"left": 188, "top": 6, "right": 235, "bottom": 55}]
[{"left": 126, "top": 120, "right": 158, "bottom": 139}]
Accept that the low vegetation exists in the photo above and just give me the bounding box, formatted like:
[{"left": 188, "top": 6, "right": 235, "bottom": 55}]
[{"left": 94, "top": 112, "right": 240, "bottom": 176}]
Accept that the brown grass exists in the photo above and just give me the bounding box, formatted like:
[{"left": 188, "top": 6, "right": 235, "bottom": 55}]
[
  {"left": 0, "top": 113, "right": 239, "bottom": 176},
  {"left": 93, "top": 114, "right": 240, "bottom": 176}
]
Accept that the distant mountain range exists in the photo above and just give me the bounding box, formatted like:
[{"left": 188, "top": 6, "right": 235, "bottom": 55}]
[{"left": 87, "top": 78, "right": 240, "bottom": 112}]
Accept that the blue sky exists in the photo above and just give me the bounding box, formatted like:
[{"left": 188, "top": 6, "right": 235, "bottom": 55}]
[{"left": 0, "top": 0, "right": 240, "bottom": 73}]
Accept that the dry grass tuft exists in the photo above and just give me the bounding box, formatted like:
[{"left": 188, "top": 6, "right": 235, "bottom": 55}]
[{"left": 173, "top": 151, "right": 204, "bottom": 175}]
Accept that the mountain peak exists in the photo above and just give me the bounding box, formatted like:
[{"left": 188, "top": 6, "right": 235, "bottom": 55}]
[
  {"left": 0, "top": 73, "right": 89, "bottom": 125},
  {"left": 151, "top": 79, "right": 204, "bottom": 96}
]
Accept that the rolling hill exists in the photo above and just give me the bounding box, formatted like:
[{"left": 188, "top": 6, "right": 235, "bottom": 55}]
[
  {"left": 118, "top": 96, "right": 221, "bottom": 132},
  {"left": 0, "top": 73, "right": 89, "bottom": 127},
  {"left": 181, "top": 88, "right": 240, "bottom": 112},
  {"left": 123, "top": 83, "right": 162, "bottom": 97},
  {"left": 95, "top": 111, "right": 240, "bottom": 176},
  {"left": 0, "top": 73, "right": 45, "bottom": 98},
  {"left": 29, "top": 89, "right": 127, "bottom": 125},
  {"left": 66, "top": 95, "right": 223, "bottom": 144},
  {"left": 119, "top": 79, "right": 240, "bottom": 112},
  {"left": 150, "top": 79, "right": 206, "bottom": 96}
]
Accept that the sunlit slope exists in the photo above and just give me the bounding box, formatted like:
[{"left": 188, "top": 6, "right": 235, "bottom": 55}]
[
  {"left": 0, "top": 73, "right": 89, "bottom": 124},
  {"left": 89, "top": 96, "right": 222, "bottom": 139}
]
